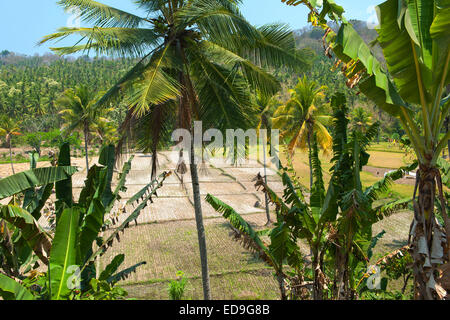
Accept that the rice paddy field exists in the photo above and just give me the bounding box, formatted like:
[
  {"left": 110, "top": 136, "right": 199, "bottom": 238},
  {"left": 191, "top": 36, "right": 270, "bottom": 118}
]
[
  {"left": 99, "top": 144, "right": 415, "bottom": 300},
  {"left": 0, "top": 143, "right": 417, "bottom": 299}
]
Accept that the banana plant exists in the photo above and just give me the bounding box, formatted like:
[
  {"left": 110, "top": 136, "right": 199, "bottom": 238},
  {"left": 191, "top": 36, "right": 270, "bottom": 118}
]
[
  {"left": 0, "top": 152, "right": 78, "bottom": 279},
  {"left": 207, "top": 93, "right": 415, "bottom": 300},
  {"left": 0, "top": 143, "right": 170, "bottom": 300},
  {"left": 282, "top": 0, "right": 450, "bottom": 299}
]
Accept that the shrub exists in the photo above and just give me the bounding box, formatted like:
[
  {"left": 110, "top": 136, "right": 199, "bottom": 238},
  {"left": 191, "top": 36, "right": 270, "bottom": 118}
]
[{"left": 168, "top": 271, "right": 188, "bottom": 300}]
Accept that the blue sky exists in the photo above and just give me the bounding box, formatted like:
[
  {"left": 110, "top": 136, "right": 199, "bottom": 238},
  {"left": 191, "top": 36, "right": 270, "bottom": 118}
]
[{"left": 0, "top": 0, "right": 383, "bottom": 56}]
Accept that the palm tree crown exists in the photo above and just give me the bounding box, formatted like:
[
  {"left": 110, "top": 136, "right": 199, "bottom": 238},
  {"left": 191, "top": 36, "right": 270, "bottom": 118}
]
[
  {"left": 272, "top": 76, "right": 332, "bottom": 155},
  {"left": 0, "top": 116, "right": 21, "bottom": 174},
  {"left": 350, "top": 106, "right": 373, "bottom": 133},
  {"left": 41, "top": 0, "right": 309, "bottom": 167},
  {"left": 56, "top": 84, "right": 110, "bottom": 171},
  {"left": 0, "top": 116, "right": 21, "bottom": 146}
]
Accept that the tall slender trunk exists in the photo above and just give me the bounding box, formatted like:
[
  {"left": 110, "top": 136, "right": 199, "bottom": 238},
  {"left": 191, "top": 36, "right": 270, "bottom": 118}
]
[
  {"left": 447, "top": 117, "right": 450, "bottom": 159},
  {"left": 8, "top": 139, "right": 15, "bottom": 175},
  {"left": 307, "top": 130, "right": 313, "bottom": 191},
  {"left": 84, "top": 123, "right": 89, "bottom": 176},
  {"left": 176, "top": 38, "right": 211, "bottom": 300},
  {"left": 190, "top": 139, "right": 211, "bottom": 300},
  {"left": 262, "top": 137, "right": 271, "bottom": 225}
]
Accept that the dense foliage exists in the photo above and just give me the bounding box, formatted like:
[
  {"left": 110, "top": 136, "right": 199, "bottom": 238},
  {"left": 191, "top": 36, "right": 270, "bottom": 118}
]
[{"left": 0, "top": 53, "right": 134, "bottom": 133}]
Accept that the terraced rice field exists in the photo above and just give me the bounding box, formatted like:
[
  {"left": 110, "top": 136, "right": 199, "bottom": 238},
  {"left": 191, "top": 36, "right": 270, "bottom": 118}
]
[
  {"left": 0, "top": 146, "right": 415, "bottom": 299},
  {"left": 91, "top": 150, "right": 414, "bottom": 300}
]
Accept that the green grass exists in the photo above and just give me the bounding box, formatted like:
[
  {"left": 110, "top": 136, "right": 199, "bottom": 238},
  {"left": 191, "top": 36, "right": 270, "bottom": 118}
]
[
  {"left": 367, "top": 142, "right": 404, "bottom": 153},
  {"left": 0, "top": 156, "right": 52, "bottom": 165},
  {"left": 366, "top": 151, "right": 406, "bottom": 169},
  {"left": 278, "top": 145, "right": 412, "bottom": 199}
]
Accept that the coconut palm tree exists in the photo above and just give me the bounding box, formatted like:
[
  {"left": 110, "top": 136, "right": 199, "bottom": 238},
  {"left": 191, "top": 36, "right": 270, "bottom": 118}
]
[
  {"left": 56, "top": 85, "right": 109, "bottom": 173},
  {"left": 41, "top": 0, "right": 308, "bottom": 300},
  {"left": 350, "top": 107, "right": 373, "bottom": 133},
  {"left": 0, "top": 116, "right": 21, "bottom": 175},
  {"left": 272, "top": 76, "right": 332, "bottom": 190},
  {"left": 284, "top": 0, "right": 450, "bottom": 299},
  {"left": 93, "top": 119, "right": 118, "bottom": 146},
  {"left": 255, "top": 90, "right": 279, "bottom": 224}
]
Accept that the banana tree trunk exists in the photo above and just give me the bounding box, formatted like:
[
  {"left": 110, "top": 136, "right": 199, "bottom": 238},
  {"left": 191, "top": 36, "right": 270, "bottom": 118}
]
[
  {"left": 190, "top": 140, "right": 212, "bottom": 300},
  {"left": 276, "top": 273, "right": 287, "bottom": 300},
  {"left": 410, "top": 166, "right": 450, "bottom": 299},
  {"left": 312, "top": 245, "right": 325, "bottom": 300}
]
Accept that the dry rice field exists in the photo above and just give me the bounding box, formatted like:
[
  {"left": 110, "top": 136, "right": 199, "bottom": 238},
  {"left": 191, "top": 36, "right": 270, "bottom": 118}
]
[{"left": 0, "top": 147, "right": 414, "bottom": 299}]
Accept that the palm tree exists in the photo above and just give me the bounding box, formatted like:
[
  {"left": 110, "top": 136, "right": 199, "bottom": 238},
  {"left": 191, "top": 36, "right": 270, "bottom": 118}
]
[
  {"left": 272, "top": 76, "right": 332, "bottom": 190},
  {"left": 93, "top": 119, "right": 118, "bottom": 146},
  {"left": 56, "top": 85, "right": 109, "bottom": 173},
  {"left": 255, "top": 90, "right": 279, "bottom": 225},
  {"left": 0, "top": 116, "right": 21, "bottom": 175},
  {"left": 41, "top": 0, "right": 308, "bottom": 300},
  {"left": 286, "top": 0, "right": 450, "bottom": 299},
  {"left": 350, "top": 107, "right": 373, "bottom": 133}
]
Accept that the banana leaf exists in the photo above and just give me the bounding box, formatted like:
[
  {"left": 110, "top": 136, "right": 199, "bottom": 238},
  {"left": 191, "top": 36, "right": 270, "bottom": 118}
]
[
  {"left": 0, "top": 274, "right": 35, "bottom": 300},
  {"left": 99, "top": 254, "right": 125, "bottom": 281},
  {"left": 0, "top": 166, "right": 78, "bottom": 200},
  {"left": 49, "top": 207, "right": 81, "bottom": 300},
  {"left": 0, "top": 205, "right": 52, "bottom": 265},
  {"left": 55, "top": 142, "right": 73, "bottom": 209}
]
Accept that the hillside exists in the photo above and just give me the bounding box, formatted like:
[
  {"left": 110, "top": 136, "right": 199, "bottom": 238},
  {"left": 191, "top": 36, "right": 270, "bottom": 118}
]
[
  {"left": 0, "top": 52, "right": 136, "bottom": 132},
  {"left": 0, "top": 20, "right": 401, "bottom": 139}
]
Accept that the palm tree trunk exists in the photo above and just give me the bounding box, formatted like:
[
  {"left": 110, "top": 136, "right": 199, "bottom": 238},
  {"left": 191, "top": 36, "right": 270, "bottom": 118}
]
[
  {"left": 190, "top": 140, "right": 212, "bottom": 300},
  {"left": 262, "top": 138, "right": 271, "bottom": 225},
  {"left": 307, "top": 130, "right": 313, "bottom": 191},
  {"left": 8, "top": 139, "right": 15, "bottom": 175},
  {"left": 84, "top": 123, "right": 89, "bottom": 176},
  {"left": 446, "top": 117, "right": 450, "bottom": 159}
]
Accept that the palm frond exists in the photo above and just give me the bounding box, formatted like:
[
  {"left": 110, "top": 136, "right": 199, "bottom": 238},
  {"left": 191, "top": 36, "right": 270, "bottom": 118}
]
[
  {"left": 96, "top": 50, "right": 158, "bottom": 108},
  {"left": 190, "top": 47, "right": 254, "bottom": 130},
  {"left": 42, "top": 27, "right": 160, "bottom": 57},
  {"left": 238, "top": 23, "right": 312, "bottom": 72},
  {"left": 177, "top": 0, "right": 260, "bottom": 47},
  {"left": 133, "top": 102, "right": 176, "bottom": 179},
  {"left": 281, "top": 171, "right": 307, "bottom": 207},
  {"left": 55, "top": 0, "right": 146, "bottom": 28},
  {"left": 126, "top": 46, "right": 180, "bottom": 117},
  {"left": 199, "top": 41, "right": 280, "bottom": 96}
]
